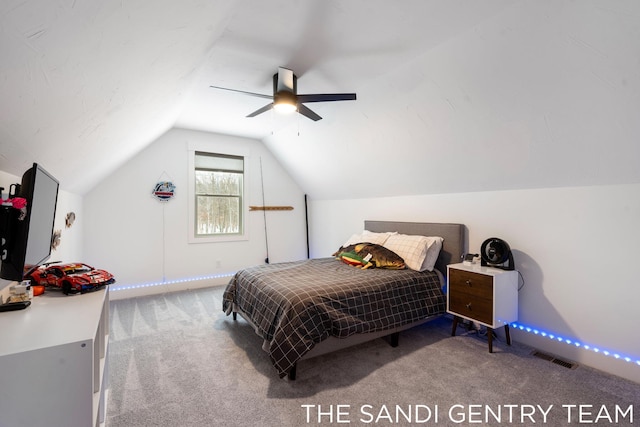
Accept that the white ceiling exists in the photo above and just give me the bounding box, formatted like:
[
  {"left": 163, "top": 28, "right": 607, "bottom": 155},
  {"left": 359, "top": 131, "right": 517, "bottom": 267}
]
[{"left": 2, "top": 0, "right": 639, "bottom": 199}]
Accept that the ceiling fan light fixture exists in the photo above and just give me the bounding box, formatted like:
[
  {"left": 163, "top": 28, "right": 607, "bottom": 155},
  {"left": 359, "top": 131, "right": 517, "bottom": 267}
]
[
  {"left": 273, "top": 91, "right": 297, "bottom": 114},
  {"left": 273, "top": 102, "right": 297, "bottom": 114}
]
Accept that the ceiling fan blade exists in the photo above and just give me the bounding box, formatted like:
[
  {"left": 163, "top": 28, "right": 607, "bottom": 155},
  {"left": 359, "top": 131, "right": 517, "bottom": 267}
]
[
  {"left": 297, "top": 93, "right": 357, "bottom": 103},
  {"left": 247, "top": 103, "right": 274, "bottom": 118},
  {"left": 297, "top": 103, "right": 322, "bottom": 121},
  {"left": 210, "top": 85, "right": 272, "bottom": 100}
]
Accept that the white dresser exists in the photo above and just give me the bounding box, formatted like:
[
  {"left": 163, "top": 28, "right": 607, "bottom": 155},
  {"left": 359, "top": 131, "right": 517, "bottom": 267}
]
[{"left": 0, "top": 287, "right": 109, "bottom": 427}]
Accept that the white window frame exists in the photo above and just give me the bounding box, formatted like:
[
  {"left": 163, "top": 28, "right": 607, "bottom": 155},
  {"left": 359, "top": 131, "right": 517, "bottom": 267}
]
[{"left": 188, "top": 142, "right": 250, "bottom": 244}]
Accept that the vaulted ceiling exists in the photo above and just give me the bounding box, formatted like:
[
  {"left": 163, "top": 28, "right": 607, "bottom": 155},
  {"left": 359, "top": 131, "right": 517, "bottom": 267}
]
[{"left": 2, "top": 0, "right": 639, "bottom": 199}]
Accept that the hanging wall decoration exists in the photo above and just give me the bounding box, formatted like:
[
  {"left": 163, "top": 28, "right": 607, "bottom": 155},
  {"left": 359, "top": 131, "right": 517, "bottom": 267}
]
[
  {"left": 65, "top": 212, "right": 76, "bottom": 228},
  {"left": 51, "top": 230, "right": 62, "bottom": 250},
  {"left": 152, "top": 181, "right": 176, "bottom": 202}
]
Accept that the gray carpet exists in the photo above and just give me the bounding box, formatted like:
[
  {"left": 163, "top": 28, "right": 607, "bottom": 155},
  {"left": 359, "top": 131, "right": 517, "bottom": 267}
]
[{"left": 106, "top": 286, "right": 639, "bottom": 426}]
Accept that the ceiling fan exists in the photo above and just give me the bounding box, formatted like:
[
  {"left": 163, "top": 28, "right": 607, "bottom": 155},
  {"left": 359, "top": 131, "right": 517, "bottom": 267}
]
[{"left": 210, "top": 67, "right": 356, "bottom": 121}]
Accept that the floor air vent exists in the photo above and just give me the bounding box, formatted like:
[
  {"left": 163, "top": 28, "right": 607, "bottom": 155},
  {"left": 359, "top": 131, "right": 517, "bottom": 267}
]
[{"left": 531, "top": 350, "right": 578, "bottom": 369}]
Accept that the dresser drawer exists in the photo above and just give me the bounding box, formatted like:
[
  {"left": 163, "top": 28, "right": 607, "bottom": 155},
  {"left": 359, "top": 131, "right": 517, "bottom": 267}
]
[
  {"left": 448, "top": 268, "right": 493, "bottom": 299},
  {"left": 448, "top": 292, "right": 493, "bottom": 324}
]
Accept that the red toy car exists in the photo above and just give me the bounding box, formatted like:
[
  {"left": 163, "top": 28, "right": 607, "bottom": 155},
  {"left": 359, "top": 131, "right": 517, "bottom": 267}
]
[{"left": 27, "top": 263, "right": 115, "bottom": 295}]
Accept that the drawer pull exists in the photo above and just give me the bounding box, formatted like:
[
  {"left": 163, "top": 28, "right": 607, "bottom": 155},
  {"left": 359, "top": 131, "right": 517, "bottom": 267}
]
[
  {"left": 465, "top": 280, "right": 472, "bottom": 286},
  {"left": 466, "top": 303, "right": 472, "bottom": 310}
]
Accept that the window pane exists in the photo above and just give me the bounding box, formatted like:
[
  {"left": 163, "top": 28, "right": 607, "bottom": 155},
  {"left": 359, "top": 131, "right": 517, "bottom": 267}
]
[
  {"left": 195, "top": 170, "right": 242, "bottom": 196},
  {"left": 196, "top": 195, "right": 240, "bottom": 235}
]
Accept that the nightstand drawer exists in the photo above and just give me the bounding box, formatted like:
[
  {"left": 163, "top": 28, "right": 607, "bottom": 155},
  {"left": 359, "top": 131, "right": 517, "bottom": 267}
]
[
  {"left": 448, "top": 292, "right": 493, "bottom": 324},
  {"left": 448, "top": 269, "right": 493, "bottom": 299}
]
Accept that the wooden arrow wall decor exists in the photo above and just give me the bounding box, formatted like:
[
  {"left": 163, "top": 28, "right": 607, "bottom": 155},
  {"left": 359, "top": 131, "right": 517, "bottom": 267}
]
[{"left": 249, "top": 206, "right": 294, "bottom": 211}]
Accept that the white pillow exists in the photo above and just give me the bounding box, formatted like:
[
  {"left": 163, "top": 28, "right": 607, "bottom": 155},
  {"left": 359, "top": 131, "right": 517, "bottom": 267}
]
[
  {"left": 343, "top": 230, "right": 395, "bottom": 247},
  {"left": 420, "top": 236, "right": 444, "bottom": 272},
  {"left": 383, "top": 234, "right": 443, "bottom": 272}
]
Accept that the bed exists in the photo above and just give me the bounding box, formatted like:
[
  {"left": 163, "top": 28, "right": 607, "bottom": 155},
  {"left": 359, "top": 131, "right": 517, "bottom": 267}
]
[{"left": 222, "top": 220, "right": 466, "bottom": 379}]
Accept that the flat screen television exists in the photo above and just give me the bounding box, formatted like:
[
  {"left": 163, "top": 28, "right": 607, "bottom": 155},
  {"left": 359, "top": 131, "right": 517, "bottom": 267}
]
[{"left": 0, "top": 163, "right": 59, "bottom": 282}]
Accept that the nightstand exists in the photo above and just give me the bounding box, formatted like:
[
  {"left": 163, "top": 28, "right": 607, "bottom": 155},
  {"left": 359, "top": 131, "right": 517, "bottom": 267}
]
[{"left": 447, "top": 263, "right": 518, "bottom": 352}]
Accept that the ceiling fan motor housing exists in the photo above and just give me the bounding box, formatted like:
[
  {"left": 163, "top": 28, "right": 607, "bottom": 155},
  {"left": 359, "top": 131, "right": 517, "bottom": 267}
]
[
  {"left": 273, "top": 69, "right": 298, "bottom": 111},
  {"left": 273, "top": 69, "right": 297, "bottom": 95}
]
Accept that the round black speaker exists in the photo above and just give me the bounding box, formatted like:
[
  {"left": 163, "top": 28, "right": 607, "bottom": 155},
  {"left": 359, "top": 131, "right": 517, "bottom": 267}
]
[{"left": 480, "top": 238, "right": 514, "bottom": 270}]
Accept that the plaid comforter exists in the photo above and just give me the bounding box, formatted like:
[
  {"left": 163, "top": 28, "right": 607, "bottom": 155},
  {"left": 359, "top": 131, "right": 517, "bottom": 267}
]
[{"left": 222, "top": 258, "right": 445, "bottom": 378}]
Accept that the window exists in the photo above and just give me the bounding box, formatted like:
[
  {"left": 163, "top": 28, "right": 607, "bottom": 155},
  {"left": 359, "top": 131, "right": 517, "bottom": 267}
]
[{"left": 194, "top": 151, "right": 244, "bottom": 237}]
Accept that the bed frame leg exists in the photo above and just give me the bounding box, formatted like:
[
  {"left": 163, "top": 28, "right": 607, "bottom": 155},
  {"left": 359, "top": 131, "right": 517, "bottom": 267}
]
[
  {"left": 232, "top": 312, "right": 237, "bottom": 321},
  {"left": 288, "top": 363, "right": 297, "bottom": 381},
  {"left": 390, "top": 332, "right": 399, "bottom": 347}
]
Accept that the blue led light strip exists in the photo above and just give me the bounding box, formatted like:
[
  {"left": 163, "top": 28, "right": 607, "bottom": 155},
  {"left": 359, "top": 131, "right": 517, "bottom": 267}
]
[
  {"left": 510, "top": 322, "right": 640, "bottom": 366},
  {"left": 110, "top": 272, "right": 236, "bottom": 292}
]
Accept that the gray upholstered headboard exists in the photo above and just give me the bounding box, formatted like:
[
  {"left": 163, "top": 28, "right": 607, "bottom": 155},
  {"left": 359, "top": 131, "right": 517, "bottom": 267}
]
[{"left": 364, "top": 220, "right": 466, "bottom": 275}]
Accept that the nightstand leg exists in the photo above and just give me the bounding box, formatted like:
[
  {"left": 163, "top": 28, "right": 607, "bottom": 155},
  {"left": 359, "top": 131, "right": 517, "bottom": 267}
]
[
  {"left": 487, "top": 328, "right": 493, "bottom": 353},
  {"left": 504, "top": 324, "right": 511, "bottom": 346},
  {"left": 451, "top": 316, "right": 459, "bottom": 336}
]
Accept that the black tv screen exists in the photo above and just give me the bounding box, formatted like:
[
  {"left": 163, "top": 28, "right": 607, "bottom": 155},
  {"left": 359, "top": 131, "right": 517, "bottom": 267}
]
[{"left": 0, "top": 163, "right": 59, "bottom": 281}]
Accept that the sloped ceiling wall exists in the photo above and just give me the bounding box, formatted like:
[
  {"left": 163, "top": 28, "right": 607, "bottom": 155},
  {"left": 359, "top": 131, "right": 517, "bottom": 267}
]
[
  {"left": 0, "top": 0, "right": 237, "bottom": 192},
  {"left": 1, "top": 1, "right": 639, "bottom": 199},
  {"left": 263, "top": 1, "right": 640, "bottom": 200}
]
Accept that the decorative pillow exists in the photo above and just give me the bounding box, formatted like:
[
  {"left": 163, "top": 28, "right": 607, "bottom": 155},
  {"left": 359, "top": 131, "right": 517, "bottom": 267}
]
[
  {"left": 383, "top": 234, "right": 443, "bottom": 272},
  {"left": 336, "top": 243, "right": 405, "bottom": 270},
  {"left": 337, "top": 250, "right": 371, "bottom": 268},
  {"left": 332, "top": 243, "right": 359, "bottom": 257},
  {"left": 331, "top": 244, "right": 356, "bottom": 257},
  {"left": 354, "top": 243, "right": 406, "bottom": 269}
]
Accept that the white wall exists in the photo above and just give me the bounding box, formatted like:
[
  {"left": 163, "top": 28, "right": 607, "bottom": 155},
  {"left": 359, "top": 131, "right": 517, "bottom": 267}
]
[
  {"left": 309, "top": 182, "right": 640, "bottom": 383},
  {"left": 0, "top": 169, "right": 83, "bottom": 300},
  {"left": 83, "top": 128, "right": 308, "bottom": 298}
]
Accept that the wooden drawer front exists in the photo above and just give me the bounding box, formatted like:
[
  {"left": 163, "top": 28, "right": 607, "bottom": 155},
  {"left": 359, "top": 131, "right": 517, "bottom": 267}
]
[
  {"left": 449, "top": 293, "right": 493, "bottom": 324},
  {"left": 449, "top": 269, "right": 493, "bottom": 299}
]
